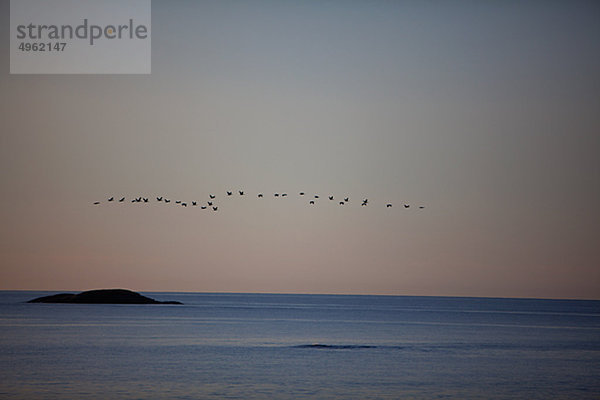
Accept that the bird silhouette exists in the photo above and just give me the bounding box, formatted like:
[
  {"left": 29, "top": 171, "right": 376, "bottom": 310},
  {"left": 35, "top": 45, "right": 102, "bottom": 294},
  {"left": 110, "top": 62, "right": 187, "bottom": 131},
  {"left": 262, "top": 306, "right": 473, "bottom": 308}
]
[{"left": 90, "top": 189, "right": 423, "bottom": 216}]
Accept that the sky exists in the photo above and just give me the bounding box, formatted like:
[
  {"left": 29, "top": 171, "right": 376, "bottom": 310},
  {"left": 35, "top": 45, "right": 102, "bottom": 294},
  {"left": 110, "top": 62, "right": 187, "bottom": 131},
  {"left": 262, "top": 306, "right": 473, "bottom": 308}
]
[{"left": 1, "top": 0, "right": 599, "bottom": 299}]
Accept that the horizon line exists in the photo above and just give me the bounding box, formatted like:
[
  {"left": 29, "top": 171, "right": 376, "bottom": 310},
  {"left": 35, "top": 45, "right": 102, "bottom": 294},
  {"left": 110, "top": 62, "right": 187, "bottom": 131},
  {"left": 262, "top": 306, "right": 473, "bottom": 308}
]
[{"left": 2, "top": 288, "right": 598, "bottom": 302}]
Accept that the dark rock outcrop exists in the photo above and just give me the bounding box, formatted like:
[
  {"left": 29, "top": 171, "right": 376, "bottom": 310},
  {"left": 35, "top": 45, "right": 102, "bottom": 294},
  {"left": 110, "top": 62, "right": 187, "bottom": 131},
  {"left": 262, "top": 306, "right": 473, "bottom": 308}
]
[{"left": 28, "top": 289, "right": 182, "bottom": 305}]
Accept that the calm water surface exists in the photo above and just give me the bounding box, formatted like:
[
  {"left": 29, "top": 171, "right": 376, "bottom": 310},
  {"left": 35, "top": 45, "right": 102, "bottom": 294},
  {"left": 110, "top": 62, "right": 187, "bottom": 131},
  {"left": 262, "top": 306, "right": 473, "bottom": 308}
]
[{"left": 1, "top": 291, "right": 599, "bottom": 399}]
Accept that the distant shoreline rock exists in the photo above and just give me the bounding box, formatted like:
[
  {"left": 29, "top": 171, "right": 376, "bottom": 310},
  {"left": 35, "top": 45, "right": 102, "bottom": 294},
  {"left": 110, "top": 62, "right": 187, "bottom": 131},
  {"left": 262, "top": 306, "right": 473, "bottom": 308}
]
[{"left": 27, "top": 289, "right": 183, "bottom": 305}]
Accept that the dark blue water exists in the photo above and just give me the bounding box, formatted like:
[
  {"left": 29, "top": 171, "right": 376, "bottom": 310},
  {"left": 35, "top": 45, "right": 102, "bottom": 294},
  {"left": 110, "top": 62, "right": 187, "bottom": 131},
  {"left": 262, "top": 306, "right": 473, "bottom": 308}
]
[{"left": 1, "top": 291, "right": 599, "bottom": 399}]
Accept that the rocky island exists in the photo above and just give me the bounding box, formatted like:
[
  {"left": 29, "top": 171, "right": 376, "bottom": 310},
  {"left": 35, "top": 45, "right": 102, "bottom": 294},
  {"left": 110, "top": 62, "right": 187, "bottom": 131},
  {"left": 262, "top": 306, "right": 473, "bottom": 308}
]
[{"left": 28, "top": 289, "right": 183, "bottom": 305}]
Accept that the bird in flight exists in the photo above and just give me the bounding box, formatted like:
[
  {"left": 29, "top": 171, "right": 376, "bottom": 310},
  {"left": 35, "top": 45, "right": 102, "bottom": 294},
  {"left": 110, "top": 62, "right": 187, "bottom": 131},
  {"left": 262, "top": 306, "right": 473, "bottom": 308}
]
[{"left": 93, "top": 190, "right": 426, "bottom": 216}]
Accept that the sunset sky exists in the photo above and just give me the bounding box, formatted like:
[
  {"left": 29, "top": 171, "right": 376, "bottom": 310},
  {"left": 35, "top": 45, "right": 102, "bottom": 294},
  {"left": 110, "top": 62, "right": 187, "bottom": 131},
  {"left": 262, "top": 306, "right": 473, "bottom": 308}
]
[{"left": 1, "top": 0, "right": 599, "bottom": 299}]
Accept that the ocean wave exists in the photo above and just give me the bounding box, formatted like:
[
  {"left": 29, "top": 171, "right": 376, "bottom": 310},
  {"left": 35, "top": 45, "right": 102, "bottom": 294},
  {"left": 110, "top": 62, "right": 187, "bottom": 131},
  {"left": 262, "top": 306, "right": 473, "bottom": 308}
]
[{"left": 293, "top": 344, "right": 379, "bottom": 350}]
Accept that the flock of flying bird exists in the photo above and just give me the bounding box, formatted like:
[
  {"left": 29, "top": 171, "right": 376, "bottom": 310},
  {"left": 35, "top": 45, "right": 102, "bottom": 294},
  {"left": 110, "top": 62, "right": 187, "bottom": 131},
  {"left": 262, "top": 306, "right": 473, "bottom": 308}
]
[{"left": 93, "top": 191, "right": 425, "bottom": 211}]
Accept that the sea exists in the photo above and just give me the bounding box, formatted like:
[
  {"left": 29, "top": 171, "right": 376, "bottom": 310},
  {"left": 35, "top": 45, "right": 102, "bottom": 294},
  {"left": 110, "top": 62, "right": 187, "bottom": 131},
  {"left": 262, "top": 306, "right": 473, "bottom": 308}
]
[{"left": 1, "top": 291, "right": 599, "bottom": 399}]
